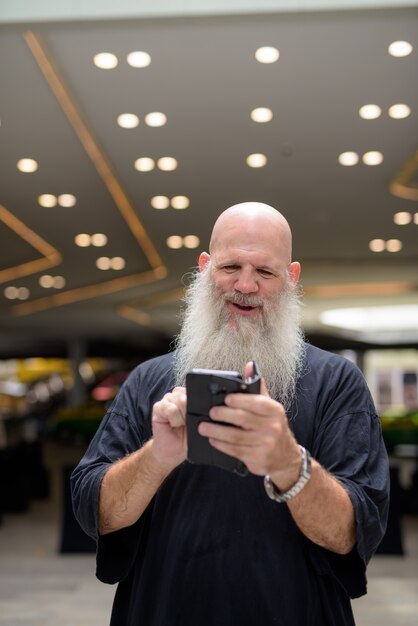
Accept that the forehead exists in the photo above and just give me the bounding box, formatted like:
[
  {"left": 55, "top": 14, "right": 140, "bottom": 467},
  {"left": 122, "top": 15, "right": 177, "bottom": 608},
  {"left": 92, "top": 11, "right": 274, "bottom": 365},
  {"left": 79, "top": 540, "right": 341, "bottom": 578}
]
[{"left": 211, "top": 215, "right": 290, "bottom": 268}]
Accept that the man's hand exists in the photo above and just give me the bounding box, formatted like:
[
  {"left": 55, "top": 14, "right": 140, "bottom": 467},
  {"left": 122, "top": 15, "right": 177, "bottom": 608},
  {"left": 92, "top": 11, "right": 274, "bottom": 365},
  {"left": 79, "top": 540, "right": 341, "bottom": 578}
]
[
  {"left": 197, "top": 362, "right": 301, "bottom": 486},
  {"left": 99, "top": 386, "right": 188, "bottom": 535},
  {"left": 151, "top": 386, "right": 188, "bottom": 471}
]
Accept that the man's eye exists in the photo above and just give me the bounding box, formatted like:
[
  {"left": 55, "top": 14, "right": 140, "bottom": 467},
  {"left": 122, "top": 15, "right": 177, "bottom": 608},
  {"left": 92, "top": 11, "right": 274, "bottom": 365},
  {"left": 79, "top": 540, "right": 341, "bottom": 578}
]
[
  {"left": 258, "top": 269, "right": 273, "bottom": 277},
  {"left": 223, "top": 265, "right": 239, "bottom": 272}
]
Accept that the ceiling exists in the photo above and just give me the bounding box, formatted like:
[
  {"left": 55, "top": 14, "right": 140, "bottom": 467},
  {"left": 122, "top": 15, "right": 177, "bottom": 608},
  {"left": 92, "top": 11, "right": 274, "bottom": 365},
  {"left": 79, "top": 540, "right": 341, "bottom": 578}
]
[{"left": 0, "top": 5, "right": 417, "bottom": 359}]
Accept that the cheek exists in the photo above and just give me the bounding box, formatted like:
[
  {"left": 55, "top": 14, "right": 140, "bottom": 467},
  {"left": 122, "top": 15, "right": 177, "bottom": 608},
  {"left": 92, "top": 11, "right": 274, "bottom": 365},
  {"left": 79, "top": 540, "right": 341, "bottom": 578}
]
[
  {"left": 212, "top": 273, "right": 231, "bottom": 293},
  {"left": 261, "top": 281, "right": 283, "bottom": 302}
]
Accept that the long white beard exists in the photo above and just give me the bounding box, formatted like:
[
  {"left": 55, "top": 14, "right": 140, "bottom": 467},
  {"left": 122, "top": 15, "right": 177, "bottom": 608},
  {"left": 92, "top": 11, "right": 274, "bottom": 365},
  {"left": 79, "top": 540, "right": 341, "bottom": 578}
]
[{"left": 173, "top": 265, "right": 305, "bottom": 410}]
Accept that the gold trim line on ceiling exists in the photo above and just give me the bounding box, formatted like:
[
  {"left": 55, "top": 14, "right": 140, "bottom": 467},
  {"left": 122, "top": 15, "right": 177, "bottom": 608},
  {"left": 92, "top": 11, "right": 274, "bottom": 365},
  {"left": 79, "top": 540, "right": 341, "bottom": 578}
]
[
  {"left": 0, "top": 203, "right": 62, "bottom": 283},
  {"left": 304, "top": 281, "right": 417, "bottom": 298},
  {"left": 126, "top": 286, "right": 185, "bottom": 310},
  {"left": 23, "top": 30, "right": 166, "bottom": 272},
  {"left": 10, "top": 267, "right": 167, "bottom": 317},
  {"left": 117, "top": 305, "right": 153, "bottom": 327},
  {"left": 389, "top": 149, "right": 418, "bottom": 201},
  {"left": 117, "top": 286, "right": 185, "bottom": 328}
]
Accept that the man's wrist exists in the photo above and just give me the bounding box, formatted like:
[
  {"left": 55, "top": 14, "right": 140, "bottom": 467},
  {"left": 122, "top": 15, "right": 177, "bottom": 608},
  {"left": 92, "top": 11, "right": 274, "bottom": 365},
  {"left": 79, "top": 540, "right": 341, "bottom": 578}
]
[
  {"left": 264, "top": 446, "right": 312, "bottom": 503},
  {"left": 147, "top": 439, "right": 183, "bottom": 478}
]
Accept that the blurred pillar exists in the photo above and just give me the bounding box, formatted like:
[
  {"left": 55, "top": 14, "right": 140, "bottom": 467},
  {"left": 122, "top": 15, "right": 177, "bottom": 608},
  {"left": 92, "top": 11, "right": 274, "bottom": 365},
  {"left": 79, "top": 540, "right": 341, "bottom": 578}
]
[{"left": 67, "top": 338, "right": 87, "bottom": 407}]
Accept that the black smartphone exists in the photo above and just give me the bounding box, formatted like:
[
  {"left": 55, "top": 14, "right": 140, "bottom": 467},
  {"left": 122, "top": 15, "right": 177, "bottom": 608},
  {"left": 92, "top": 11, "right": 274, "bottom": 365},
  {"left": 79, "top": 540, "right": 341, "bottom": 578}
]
[{"left": 185, "top": 362, "right": 261, "bottom": 476}]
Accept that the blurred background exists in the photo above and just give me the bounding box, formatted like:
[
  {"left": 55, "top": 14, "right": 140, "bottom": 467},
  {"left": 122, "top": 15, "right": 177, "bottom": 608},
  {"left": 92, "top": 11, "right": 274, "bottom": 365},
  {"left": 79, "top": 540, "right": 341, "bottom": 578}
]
[{"left": 0, "top": 1, "right": 417, "bottom": 624}]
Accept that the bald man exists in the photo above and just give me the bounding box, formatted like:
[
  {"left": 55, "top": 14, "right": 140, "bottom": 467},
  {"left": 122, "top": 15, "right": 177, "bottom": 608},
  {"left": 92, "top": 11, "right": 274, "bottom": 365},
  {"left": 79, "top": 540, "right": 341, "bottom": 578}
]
[{"left": 72, "top": 203, "right": 389, "bottom": 626}]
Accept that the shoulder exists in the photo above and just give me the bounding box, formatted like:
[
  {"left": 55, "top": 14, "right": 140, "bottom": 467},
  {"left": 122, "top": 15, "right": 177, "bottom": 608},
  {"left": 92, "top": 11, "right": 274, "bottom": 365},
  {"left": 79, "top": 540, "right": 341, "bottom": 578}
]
[
  {"left": 296, "top": 342, "right": 377, "bottom": 418},
  {"left": 128, "top": 351, "right": 176, "bottom": 385},
  {"left": 304, "top": 342, "right": 354, "bottom": 368},
  {"left": 109, "top": 352, "right": 176, "bottom": 416},
  {"left": 303, "top": 343, "right": 366, "bottom": 385}
]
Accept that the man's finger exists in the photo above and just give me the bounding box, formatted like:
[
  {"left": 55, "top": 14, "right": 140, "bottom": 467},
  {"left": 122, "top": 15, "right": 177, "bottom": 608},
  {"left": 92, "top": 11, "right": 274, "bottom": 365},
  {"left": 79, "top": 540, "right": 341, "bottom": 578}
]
[{"left": 259, "top": 377, "right": 270, "bottom": 397}]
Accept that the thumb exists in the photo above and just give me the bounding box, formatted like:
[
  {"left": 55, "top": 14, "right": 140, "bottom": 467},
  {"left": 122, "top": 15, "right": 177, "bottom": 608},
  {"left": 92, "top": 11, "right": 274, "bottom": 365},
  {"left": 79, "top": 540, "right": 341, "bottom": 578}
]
[
  {"left": 244, "top": 361, "right": 270, "bottom": 398},
  {"left": 244, "top": 361, "right": 255, "bottom": 380},
  {"left": 259, "top": 377, "right": 270, "bottom": 397}
]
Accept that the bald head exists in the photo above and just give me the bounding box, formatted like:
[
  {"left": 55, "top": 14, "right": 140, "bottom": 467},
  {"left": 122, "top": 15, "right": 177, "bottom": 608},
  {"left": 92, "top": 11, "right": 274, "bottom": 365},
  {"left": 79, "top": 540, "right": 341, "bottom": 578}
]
[{"left": 209, "top": 202, "right": 294, "bottom": 265}]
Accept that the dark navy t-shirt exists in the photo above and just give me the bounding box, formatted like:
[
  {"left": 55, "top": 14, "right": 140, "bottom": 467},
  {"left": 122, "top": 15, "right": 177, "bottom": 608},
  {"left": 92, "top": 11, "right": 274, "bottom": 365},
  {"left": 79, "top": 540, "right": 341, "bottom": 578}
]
[{"left": 71, "top": 344, "right": 389, "bottom": 626}]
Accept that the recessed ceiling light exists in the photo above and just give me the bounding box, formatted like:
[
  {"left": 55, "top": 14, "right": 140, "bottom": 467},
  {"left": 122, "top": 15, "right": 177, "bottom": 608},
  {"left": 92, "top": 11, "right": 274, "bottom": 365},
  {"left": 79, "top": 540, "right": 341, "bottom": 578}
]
[
  {"left": 17, "top": 158, "right": 38, "bottom": 173},
  {"left": 126, "top": 51, "right": 151, "bottom": 68},
  {"left": 359, "top": 104, "right": 382, "bottom": 120},
  {"left": 369, "top": 239, "right": 385, "bottom": 252},
  {"left": 246, "top": 153, "right": 267, "bottom": 168},
  {"left": 151, "top": 196, "right": 170, "bottom": 209},
  {"left": 4, "top": 286, "right": 19, "bottom": 299},
  {"left": 414, "top": 213, "right": 418, "bottom": 225},
  {"left": 17, "top": 287, "right": 30, "bottom": 300},
  {"left": 369, "top": 238, "right": 402, "bottom": 252},
  {"left": 394, "top": 212, "right": 412, "bottom": 225},
  {"left": 388, "top": 40, "right": 413, "bottom": 57},
  {"left": 117, "top": 113, "right": 139, "bottom": 129},
  {"left": 91, "top": 233, "right": 108, "bottom": 247},
  {"left": 388, "top": 104, "right": 411, "bottom": 119},
  {"left": 53, "top": 276, "right": 66, "bottom": 289},
  {"left": 111, "top": 257, "right": 126, "bottom": 270},
  {"left": 4, "top": 285, "right": 30, "bottom": 301},
  {"left": 93, "top": 52, "right": 118, "bottom": 69},
  {"left": 362, "top": 151, "right": 383, "bottom": 166},
  {"left": 338, "top": 152, "right": 359, "bottom": 166},
  {"left": 75, "top": 233, "right": 91, "bottom": 247},
  {"left": 166, "top": 235, "right": 183, "bottom": 249},
  {"left": 250, "top": 107, "right": 273, "bottom": 123},
  {"left": 157, "top": 157, "right": 178, "bottom": 171},
  {"left": 386, "top": 239, "right": 402, "bottom": 253},
  {"left": 58, "top": 194, "right": 76, "bottom": 207},
  {"left": 134, "top": 157, "right": 155, "bottom": 172},
  {"left": 96, "top": 256, "right": 126, "bottom": 270},
  {"left": 39, "top": 275, "right": 54, "bottom": 288},
  {"left": 255, "top": 47, "right": 279, "bottom": 64},
  {"left": 38, "top": 194, "right": 57, "bottom": 208},
  {"left": 320, "top": 304, "right": 418, "bottom": 332},
  {"left": 96, "top": 257, "right": 111, "bottom": 270},
  {"left": 145, "top": 112, "right": 167, "bottom": 127},
  {"left": 171, "top": 196, "right": 190, "bottom": 209},
  {"left": 183, "top": 235, "right": 200, "bottom": 249}
]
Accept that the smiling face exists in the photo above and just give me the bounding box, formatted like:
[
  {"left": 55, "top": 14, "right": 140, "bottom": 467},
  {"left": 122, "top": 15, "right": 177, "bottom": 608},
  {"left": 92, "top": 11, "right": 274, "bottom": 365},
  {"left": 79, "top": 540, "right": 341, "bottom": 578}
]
[
  {"left": 199, "top": 203, "right": 300, "bottom": 324},
  {"left": 174, "top": 203, "right": 304, "bottom": 404}
]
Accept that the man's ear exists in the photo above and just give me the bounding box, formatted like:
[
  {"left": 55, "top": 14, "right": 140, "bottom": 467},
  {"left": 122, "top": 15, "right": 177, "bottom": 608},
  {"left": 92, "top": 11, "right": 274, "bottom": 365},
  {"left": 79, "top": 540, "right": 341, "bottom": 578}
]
[
  {"left": 288, "top": 261, "right": 301, "bottom": 287},
  {"left": 199, "top": 252, "right": 210, "bottom": 272}
]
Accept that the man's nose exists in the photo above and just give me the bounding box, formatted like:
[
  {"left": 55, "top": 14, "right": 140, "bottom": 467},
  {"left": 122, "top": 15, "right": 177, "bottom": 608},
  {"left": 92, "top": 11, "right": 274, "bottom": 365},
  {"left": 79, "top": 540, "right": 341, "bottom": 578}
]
[{"left": 234, "top": 270, "right": 258, "bottom": 294}]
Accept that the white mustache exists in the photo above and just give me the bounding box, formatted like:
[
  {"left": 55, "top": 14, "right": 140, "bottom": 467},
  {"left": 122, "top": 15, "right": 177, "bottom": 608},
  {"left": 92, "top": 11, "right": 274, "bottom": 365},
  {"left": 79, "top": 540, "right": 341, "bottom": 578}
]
[{"left": 223, "top": 292, "right": 264, "bottom": 307}]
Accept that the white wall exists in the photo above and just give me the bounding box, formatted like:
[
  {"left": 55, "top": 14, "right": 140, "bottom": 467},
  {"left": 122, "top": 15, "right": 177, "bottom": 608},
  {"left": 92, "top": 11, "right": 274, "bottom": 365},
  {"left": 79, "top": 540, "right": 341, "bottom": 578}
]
[{"left": 1, "top": 0, "right": 417, "bottom": 23}]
